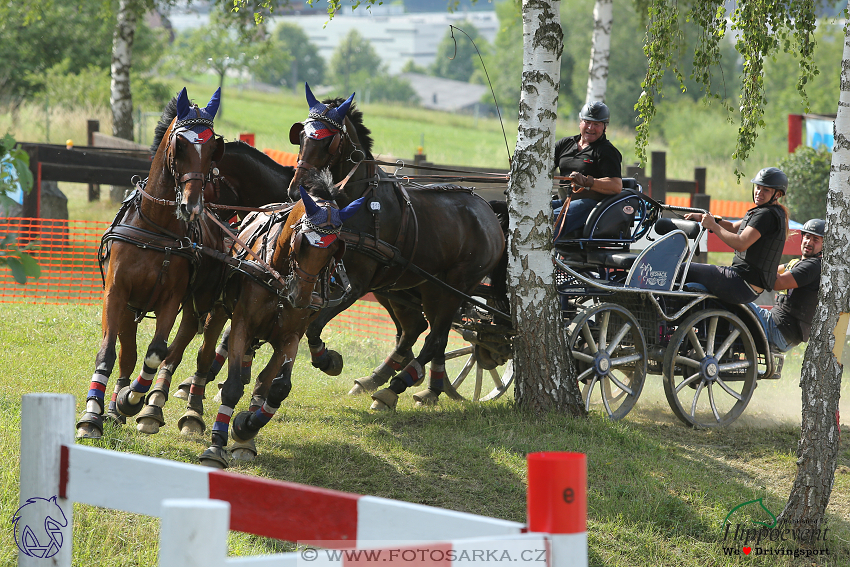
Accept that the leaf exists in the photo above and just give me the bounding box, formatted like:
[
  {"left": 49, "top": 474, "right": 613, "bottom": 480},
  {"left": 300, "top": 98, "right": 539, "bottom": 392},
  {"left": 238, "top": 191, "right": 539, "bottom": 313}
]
[
  {"left": 5, "top": 256, "right": 26, "bottom": 283},
  {"left": 18, "top": 252, "right": 41, "bottom": 279}
]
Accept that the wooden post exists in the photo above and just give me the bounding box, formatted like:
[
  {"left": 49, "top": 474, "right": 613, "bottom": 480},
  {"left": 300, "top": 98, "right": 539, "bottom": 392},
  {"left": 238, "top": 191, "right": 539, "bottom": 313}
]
[
  {"left": 694, "top": 167, "right": 706, "bottom": 195},
  {"left": 18, "top": 394, "right": 75, "bottom": 567},
  {"left": 692, "top": 193, "right": 711, "bottom": 212},
  {"left": 651, "top": 151, "right": 666, "bottom": 203},
  {"left": 87, "top": 120, "right": 100, "bottom": 201},
  {"left": 159, "top": 499, "right": 229, "bottom": 567},
  {"left": 625, "top": 164, "right": 645, "bottom": 190},
  {"left": 788, "top": 114, "right": 803, "bottom": 153}
]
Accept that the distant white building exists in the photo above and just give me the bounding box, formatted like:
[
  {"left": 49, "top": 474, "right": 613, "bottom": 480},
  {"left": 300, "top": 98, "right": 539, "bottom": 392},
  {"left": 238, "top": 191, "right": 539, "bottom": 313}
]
[
  {"left": 166, "top": 5, "right": 498, "bottom": 75},
  {"left": 399, "top": 73, "right": 489, "bottom": 112}
]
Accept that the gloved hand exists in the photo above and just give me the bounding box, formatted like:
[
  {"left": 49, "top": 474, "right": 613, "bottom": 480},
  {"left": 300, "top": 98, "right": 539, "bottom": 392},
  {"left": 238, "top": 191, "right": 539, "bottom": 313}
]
[{"left": 569, "top": 172, "right": 595, "bottom": 188}]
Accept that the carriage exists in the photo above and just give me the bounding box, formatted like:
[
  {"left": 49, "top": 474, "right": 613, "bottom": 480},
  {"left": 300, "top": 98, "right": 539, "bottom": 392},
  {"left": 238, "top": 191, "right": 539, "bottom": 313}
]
[{"left": 445, "top": 179, "right": 784, "bottom": 428}]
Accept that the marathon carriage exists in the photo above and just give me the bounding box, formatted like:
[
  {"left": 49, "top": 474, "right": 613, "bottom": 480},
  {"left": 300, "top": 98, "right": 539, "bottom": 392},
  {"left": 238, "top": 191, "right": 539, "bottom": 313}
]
[{"left": 450, "top": 178, "right": 783, "bottom": 428}]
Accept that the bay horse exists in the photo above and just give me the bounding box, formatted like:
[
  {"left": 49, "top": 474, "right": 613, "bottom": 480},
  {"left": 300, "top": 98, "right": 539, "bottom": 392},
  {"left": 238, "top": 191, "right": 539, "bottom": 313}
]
[
  {"left": 198, "top": 168, "right": 364, "bottom": 468},
  {"left": 90, "top": 96, "right": 297, "bottom": 436},
  {"left": 287, "top": 84, "right": 505, "bottom": 410},
  {"left": 76, "top": 87, "right": 229, "bottom": 439}
]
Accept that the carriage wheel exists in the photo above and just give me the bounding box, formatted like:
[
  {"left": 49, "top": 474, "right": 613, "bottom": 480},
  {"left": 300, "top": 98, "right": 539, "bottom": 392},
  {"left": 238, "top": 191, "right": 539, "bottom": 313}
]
[
  {"left": 566, "top": 303, "right": 647, "bottom": 420},
  {"left": 441, "top": 344, "right": 514, "bottom": 402},
  {"left": 662, "top": 309, "right": 757, "bottom": 428}
]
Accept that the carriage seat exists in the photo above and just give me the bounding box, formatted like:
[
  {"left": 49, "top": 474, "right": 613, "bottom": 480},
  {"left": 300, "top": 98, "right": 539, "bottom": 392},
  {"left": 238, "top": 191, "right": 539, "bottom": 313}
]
[
  {"left": 654, "top": 217, "right": 701, "bottom": 240},
  {"left": 585, "top": 250, "right": 639, "bottom": 269}
]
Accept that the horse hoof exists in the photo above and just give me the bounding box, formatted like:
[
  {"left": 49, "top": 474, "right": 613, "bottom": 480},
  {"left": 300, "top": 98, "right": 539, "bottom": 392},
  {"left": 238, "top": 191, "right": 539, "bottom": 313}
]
[
  {"left": 370, "top": 388, "right": 398, "bottom": 411},
  {"left": 178, "top": 410, "right": 206, "bottom": 436},
  {"left": 116, "top": 386, "right": 145, "bottom": 417},
  {"left": 136, "top": 405, "right": 165, "bottom": 434},
  {"left": 349, "top": 375, "right": 385, "bottom": 395},
  {"left": 230, "top": 439, "right": 258, "bottom": 462},
  {"left": 104, "top": 410, "right": 126, "bottom": 426},
  {"left": 231, "top": 411, "right": 258, "bottom": 443},
  {"left": 413, "top": 389, "right": 440, "bottom": 407},
  {"left": 75, "top": 412, "right": 103, "bottom": 439},
  {"left": 324, "top": 350, "right": 344, "bottom": 376},
  {"left": 172, "top": 383, "right": 190, "bottom": 401},
  {"left": 199, "top": 446, "right": 231, "bottom": 469}
]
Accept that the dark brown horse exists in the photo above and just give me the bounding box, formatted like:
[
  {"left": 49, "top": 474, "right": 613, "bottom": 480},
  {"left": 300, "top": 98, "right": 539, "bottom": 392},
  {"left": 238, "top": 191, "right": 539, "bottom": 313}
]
[
  {"left": 287, "top": 85, "right": 505, "bottom": 410},
  {"left": 198, "top": 168, "right": 364, "bottom": 468},
  {"left": 76, "top": 87, "right": 229, "bottom": 439}
]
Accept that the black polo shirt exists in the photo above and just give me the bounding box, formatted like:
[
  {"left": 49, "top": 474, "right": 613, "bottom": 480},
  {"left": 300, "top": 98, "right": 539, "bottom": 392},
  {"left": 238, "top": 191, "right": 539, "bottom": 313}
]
[{"left": 553, "top": 134, "right": 622, "bottom": 201}]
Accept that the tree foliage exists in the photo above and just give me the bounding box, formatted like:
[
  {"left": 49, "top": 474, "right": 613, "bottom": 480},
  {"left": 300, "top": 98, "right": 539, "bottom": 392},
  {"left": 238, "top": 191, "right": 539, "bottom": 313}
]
[
  {"left": 254, "top": 22, "right": 326, "bottom": 90},
  {"left": 634, "top": 0, "right": 819, "bottom": 170},
  {"left": 779, "top": 145, "right": 831, "bottom": 222},
  {"left": 0, "top": 134, "right": 40, "bottom": 284},
  {"left": 430, "top": 22, "right": 490, "bottom": 83}
]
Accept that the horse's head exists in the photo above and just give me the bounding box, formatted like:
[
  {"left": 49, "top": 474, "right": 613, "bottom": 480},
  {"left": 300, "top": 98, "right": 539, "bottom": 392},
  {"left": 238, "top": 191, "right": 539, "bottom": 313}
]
[
  {"left": 283, "top": 168, "right": 363, "bottom": 309},
  {"left": 164, "top": 87, "right": 225, "bottom": 222},
  {"left": 287, "top": 83, "right": 361, "bottom": 201}
]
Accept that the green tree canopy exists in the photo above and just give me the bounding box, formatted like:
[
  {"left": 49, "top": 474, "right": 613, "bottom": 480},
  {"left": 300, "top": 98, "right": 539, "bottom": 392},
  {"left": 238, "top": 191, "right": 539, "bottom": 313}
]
[
  {"left": 430, "top": 22, "right": 490, "bottom": 83},
  {"left": 254, "top": 21, "right": 326, "bottom": 90}
]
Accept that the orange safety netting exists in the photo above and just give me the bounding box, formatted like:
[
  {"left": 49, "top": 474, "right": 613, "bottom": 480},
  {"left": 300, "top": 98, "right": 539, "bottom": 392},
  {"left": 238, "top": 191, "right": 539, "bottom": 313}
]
[
  {"left": 0, "top": 217, "right": 411, "bottom": 344},
  {"left": 664, "top": 196, "right": 751, "bottom": 219},
  {"left": 264, "top": 149, "right": 299, "bottom": 167}
]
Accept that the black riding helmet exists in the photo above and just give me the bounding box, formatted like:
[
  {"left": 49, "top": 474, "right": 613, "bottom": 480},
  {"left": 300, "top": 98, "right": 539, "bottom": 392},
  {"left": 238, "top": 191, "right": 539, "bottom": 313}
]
[
  {"left": 801, "top": 218, "right": 825, "bottom": 238},
  {"left": 579, "top": 101, "right": 610, "bottom": 123},
  {"left": 750, "top": 166, "right": 787, "bottom": 204}
]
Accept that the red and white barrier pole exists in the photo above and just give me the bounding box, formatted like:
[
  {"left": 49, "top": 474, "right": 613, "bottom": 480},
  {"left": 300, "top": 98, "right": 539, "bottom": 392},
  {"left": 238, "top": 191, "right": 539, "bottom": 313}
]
[{"left": 527, "top": 452, "right": 588, "bottom": 567}]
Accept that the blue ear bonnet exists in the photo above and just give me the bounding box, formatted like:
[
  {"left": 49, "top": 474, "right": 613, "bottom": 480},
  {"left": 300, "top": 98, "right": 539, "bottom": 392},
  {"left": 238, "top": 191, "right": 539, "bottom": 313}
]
[
  {"left": 304, "top": 83, "right": 354, "bottom": 131},
  {"left": 173, "top": 87, "right": 220, "bottom": 143}
]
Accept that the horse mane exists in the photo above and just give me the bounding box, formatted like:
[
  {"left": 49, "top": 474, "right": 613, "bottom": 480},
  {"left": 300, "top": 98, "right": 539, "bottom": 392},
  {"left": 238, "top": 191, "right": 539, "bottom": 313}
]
[
  {"left": 300, "top": 167, "right": 337, "bottom": 201},
  {"left": 150, "top": 96, "right": 178, "bottom": 157},
  {"left": 322, "top": 97, "right": 374, "bottom": 159}
]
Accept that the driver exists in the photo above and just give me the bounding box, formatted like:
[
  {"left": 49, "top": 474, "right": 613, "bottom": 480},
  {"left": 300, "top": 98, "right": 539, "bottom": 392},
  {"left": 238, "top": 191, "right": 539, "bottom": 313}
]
[
  {"left": 682, "top": 167, "right": 789, "bottom": 303},
  {"left": 552, "top": 101, "right": 623, "bottom": 241},
  {"left": 751, "top": 218, "right": 824, "bottom": 352}
]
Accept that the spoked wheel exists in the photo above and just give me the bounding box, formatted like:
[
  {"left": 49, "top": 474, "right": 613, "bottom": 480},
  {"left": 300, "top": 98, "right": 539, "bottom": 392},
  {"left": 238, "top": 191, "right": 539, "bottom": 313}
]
[
  {"left": 662, "top": 309, "right": 757, "bottom": 428},
  {"left": 442, "top": 344, "right": 514, "bottom": 402},
  {"left": 567, "top": 303, "right": 647, "bottom": 420}
]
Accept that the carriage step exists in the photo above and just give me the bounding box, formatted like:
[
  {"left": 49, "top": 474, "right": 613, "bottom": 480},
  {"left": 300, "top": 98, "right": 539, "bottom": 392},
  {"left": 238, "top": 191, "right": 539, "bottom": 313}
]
[{"left": 759, "top": 352, "right": 786, "bottom": 380}]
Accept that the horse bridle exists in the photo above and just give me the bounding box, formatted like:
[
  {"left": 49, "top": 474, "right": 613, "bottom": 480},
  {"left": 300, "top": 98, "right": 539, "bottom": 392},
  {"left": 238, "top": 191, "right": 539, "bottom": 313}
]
[
  {"left": 165, "top": 115, "right": 225, "bottom": 214},
  {"left": 287, "top": 202, "right": 347, "bottom": 292}
]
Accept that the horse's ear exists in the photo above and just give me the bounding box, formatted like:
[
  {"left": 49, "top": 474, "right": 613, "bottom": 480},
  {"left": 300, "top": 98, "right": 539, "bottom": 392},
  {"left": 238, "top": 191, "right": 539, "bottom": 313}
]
[
  {"left": 205, "top": 88, "right": 221, "bottom": 119},
  {"left": 212, "top": 136, "right": 225, "bottom": 162},
  {"left": 289, "top": 123, "right": 304, "bottom": 146},
  {"left": 336, "top": 92, "right": 356, "bottom": 119},
  {"left": 305, "top": 82, "right": 319, "bottom": 109},
  {"left": 300, "top": 185, "right": 321, "bottom": 217},
  {"left": 338, "top": 196, "right": 365, "bottom": 222},
  {"left": 176, "top": 87, "right": 191, "bottom": 121}
]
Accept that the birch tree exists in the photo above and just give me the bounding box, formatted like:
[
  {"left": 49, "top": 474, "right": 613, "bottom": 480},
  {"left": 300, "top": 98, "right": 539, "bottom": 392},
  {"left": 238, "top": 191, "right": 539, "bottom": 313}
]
[
  {"left": 111, "top": 0, "right": 140, "bottom": 140},
  {"left": 585, "top": 0, "right": 613, "bottom": 104},
  {"left": 508, "top": 0, "right": 584, "bottom": 415}
]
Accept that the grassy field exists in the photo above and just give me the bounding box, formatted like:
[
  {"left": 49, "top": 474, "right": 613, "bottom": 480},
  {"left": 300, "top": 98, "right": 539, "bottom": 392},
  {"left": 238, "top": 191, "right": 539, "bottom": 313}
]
[{"left": 2, "top": 302, "right": 849, "bottom": 567}]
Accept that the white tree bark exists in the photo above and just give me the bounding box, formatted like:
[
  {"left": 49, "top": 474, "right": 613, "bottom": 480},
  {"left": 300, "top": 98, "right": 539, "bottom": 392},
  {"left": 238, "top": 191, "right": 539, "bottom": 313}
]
[
  {"left": 779, "top": 23, "right": 849, "bottom": 528},
  {"left": 111, "top": 0, "right": 138, "bottom": 140},
  {"left": 509, "top": 0, "right": 584, "bottom": 415},
  {"left": 585, "top": 0, "right": 613, "bottom": 104}
]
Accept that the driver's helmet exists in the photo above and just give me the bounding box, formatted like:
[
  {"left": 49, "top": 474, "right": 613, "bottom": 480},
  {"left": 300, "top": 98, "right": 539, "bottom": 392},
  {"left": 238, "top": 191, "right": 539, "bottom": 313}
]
[
  {"left": 579, "top": 101, "right": 610, "bottom": 123},
  {"left": 801, "top": 218, "right": 825, "bottom": 238},
  {"left": 750, "top": 167, "right": 788, "bottom": 194}
]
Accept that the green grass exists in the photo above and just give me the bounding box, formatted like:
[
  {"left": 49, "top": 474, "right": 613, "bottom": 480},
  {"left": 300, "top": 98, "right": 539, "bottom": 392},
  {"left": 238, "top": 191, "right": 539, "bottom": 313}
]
[{"left": 2, "top": 303, "right": 850, "bottom": 567}]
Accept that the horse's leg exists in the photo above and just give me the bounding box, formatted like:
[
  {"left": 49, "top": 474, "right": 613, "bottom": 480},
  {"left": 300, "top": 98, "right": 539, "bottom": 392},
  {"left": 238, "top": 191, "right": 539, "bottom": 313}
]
[
  {"left": 178, "top": 308, "right": 230, "bottom": 436},
  {"left": 232, "top": 333, "right": 298, "bottom": 447},
  {"left": 199, "top": 315, "right": 250, "bottom": 469},
  {"left": 115, "top": 300, "right": 180, "bottom": 419},
  {"left": 350, "top": 296, "right": 426, "bottom": 395},
  {"left": 371, "top": 289, "right": 459, "bottom": 411},
  {"left": 305, "top": 281, "right": 368, "bottom": 376},
  {"left": 77, "top": 287, "right": 134, "bottom": 438},
  {"left": 103, "top": 307, "right": 139, "bottom": 426},
  {"left": 135, "top": 305, "right": 198, "bottom": 434}
]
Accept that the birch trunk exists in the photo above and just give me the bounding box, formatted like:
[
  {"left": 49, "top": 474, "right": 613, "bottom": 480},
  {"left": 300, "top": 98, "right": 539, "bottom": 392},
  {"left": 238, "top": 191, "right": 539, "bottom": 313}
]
[
  {"left": 509, "top": 0, "right": 585, "bottom": 416},
  {"left": 585, "top": 0, "right": 613, "bottom": 104},
  {"left": 111, "top": 0, "right": 138, "bottom": 141},
  {"left": 778, "top": 24, "right": 848, "bottom": 529}
]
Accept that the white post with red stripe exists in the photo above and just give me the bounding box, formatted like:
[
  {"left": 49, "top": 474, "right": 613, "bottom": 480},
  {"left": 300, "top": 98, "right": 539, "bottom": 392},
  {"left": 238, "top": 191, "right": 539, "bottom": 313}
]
[{"left": 18, "top": 394, "right": 588, "bottom": 567}]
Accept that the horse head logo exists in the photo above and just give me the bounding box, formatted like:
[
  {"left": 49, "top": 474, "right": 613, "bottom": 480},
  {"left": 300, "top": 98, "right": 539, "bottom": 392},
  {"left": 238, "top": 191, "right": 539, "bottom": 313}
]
[{"left": 12, "top": 496, "right": 68, "bottom": 558}]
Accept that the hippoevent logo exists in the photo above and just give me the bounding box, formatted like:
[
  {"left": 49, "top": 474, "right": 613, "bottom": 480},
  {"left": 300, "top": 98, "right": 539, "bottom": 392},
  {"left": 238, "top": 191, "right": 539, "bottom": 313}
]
[
  {"left": 11, "top": 496, "right": 67, "bottom": 558},
  {"left": 720, "top": 498, "right": 831, "bottom": 559}
]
